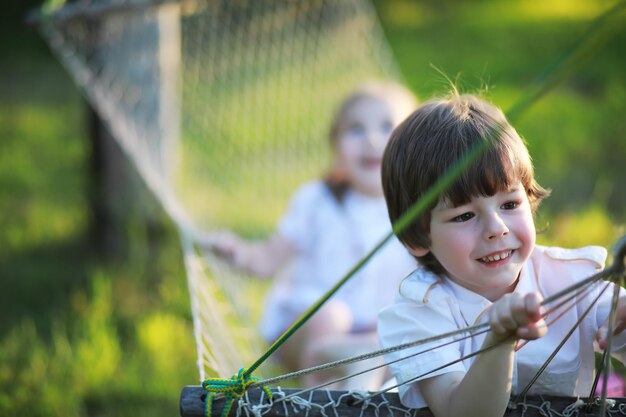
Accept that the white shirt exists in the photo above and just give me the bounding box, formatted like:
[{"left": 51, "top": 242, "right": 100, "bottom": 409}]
[
  {"left": 259, "top": 181, "right": 416, "bottom": 341},
  {"left": 378, "top": 244, "right": 626, "bottom": 409}
]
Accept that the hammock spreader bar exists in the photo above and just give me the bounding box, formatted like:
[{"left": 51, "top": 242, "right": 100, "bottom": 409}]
[{"left": 180, "top": 386, "right": 626, "bottom": 417}]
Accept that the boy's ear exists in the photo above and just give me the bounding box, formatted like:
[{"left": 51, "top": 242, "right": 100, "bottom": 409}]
[{"left": 406, "top": 245, "right": 429, "bottom": 257}]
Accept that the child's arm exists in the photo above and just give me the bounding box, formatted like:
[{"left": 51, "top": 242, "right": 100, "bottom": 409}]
[
  {"left": 196, "top": 230, "right": 296, "bottom": 278},
  {"left": 419, "top": 292, "right": 546, "bottom": 417}
]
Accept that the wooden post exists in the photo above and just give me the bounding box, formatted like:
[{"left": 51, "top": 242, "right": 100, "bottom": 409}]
[
  {"left": 179, "top": 385, "right": 626, "bottom": 417},
  {"left": 86, "top": 0, "right": 181, "bottom": 259},
  {"left": 88, "top": 105, "right": 134, "bottom": 259}
]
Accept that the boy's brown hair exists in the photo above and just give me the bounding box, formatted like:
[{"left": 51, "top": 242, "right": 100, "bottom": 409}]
[{"left": 382, "top": 94, "right": 550, "bottom": 274}]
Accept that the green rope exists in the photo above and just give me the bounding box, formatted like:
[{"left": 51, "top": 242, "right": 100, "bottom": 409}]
[
  {"left": 242, "top": 0, "right": 626, "bottom": 379},
  {"left": 507, "top": 0, "right": 625, "bottom": 123},
  {"left": 207, "top": 0, "right": 626, "bottom": 403},
  {"left": 202, "top": 368, "right": 272, "bottom": 417},
  {"left": 243, "top": 138, "right": 490, "bottom": 381}
]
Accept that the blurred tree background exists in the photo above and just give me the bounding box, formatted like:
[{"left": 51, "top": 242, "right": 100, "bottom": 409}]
[{"left": 0, "top": 0, "right": 624, "bottom": 416}]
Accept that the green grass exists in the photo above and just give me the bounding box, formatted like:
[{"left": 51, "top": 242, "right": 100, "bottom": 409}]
[
  {"left": 0, "top": 6, "right": 197, "bottom": 415},
  {"left": 1, "top": 0, "right": 625, "bottom": 416},
  {"left": 378, "top": 0, "right": 626, "bottom": 218}
]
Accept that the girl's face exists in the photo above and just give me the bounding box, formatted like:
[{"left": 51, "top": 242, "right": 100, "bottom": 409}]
[
  {"left": 410, "top": 183, "right": 536, "bottom": 301},
  {"left": 335, "top": 97, "right": 408, "bottom": 197}
]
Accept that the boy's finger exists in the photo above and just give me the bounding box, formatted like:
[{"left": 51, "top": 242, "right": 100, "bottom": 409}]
[
  {"left": 597, "top": 315, "right": 626, "bottom": 333},
  {"left": 524, "top": 292, "right": 543, "bottom": 321},
  {"left": 510, "top": 294, "right": 530, "bottom": 327},
  {"left": 498, "top": 295, "right": 522, "bottom": 330},
  {"left": 595, "top": 317, "right": 626, "bottom": 350},
  {"left": 596, "top": 326, "right": 608, "bottom": 350},
  {"left": 488, "top": 302, "right": 510, "bottom": 335},
  {"left": 518, "top": 319, "right": 547, "bottom": 340},
  {"left": 613, "top": 317, "right": 626, "bottom": 335}
]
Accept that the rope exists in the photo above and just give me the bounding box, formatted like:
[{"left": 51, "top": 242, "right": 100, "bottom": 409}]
[
  {"left": 240, "top": 262, "right": 612, "bottom": 400},
  {"left": 251, "top": 322, "right": 489, "bottom": 388},
  {"left": 506, "top": 0, "right": 626, "bottom": 123},
  {"left": 202, "top": 368, "right": 272, "bottom": 417},
  {"left": 516, "top": 278, "right": 598, "bottom": 352},
  {"left": 243, "top": 129, "right": 498, "bottom": 380},
  {"left": 235, "top": 388, "right": 418, "bottom": 417},
  {"left": 233, "top": 389, "right": 626, "bottom": 417},
  {"left": 587, "top": 349, "right": 608, "bottom": 410},
  {"left": 271, "top": 327, "right": 492, "bottom": 406},
  {"left": 599, "top": 278, "right": 624, "bottom": 416},
  {"left": 513, "top": 281, "right": 612, "bottom": 402},
  {"left": 359, "top": 268, "right": 614, "bottom": 404}
]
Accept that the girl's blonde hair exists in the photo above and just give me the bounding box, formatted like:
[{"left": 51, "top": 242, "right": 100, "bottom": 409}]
[
  {"left": 382, "top": 93, "right": 550, "bottom": 274},
  {"left": 324, "top": 81, "right": 418, "bottom": 202}
]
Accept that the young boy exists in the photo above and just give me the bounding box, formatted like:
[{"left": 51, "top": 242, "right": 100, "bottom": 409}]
[{"left": 378, "top": 93, "right": 626, "bottom": 417}]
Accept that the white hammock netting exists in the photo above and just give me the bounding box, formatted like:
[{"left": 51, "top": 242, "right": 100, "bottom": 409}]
[{"left": 38, "top": 0, "right": 402, "bottom": 381}]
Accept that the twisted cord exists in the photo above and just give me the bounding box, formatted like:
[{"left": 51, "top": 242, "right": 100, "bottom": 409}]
[
  {"left": 599, "top": 278, "right": 624, "bottom": 416},
  {"left": 513, "top": 281, "right": 612, "bottom": 403},
  {"left": 202, "top": 368, "right": 272, "bottom": 417}
]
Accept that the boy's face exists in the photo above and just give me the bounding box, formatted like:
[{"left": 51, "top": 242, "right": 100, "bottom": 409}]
[{"left": 409, "top": 182, "right": 535, "bottom": 301}]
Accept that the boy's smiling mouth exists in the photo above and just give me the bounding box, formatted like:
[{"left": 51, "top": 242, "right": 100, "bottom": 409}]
[{"left": 478, "top": 250, "right": 513, "bottom": 264}]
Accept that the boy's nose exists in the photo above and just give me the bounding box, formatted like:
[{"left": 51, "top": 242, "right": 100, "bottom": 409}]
[{"left": 484, "top": 213, "right": 509, "bottom": 240}]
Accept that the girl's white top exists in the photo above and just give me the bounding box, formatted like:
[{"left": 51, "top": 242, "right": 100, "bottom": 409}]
[
  {"left": 259, "top": 181, "right": 416, "bottom": 342},
  {"left": 378, "top": 244, "right": 626, "bottom": 409}
]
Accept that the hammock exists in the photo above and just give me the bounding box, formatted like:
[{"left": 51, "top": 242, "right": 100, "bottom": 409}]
[
  {"left": 34, "top": 0, "right": 400, "bottom": 379},
  {"left": 33, "top": 0, "right": 626, "bottom": 416},
  {"left": 181, "top": 388, "right": 626, "bottom": 417}
]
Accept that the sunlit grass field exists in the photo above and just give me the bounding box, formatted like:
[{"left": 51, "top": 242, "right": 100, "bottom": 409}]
[{"left": 1, "top": 0, "right": 625, "bottom": 416}]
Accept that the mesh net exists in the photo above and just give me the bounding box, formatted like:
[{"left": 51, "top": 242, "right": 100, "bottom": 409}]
[{"left": 38, "top": 0, "right": 401, "bottom": 380}]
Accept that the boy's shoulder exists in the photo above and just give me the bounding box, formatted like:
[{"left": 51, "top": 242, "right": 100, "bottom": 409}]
[
  {"left": 530, "top": 244, "right": 607, "bottom": 302},
  {"left": 532, "top": 244, "right": 607, "bottom": 270}
]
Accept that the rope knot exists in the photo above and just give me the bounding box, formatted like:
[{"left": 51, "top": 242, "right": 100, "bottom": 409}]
[{"left": 202, "top": 368, "right": 272, "bottom": 417}]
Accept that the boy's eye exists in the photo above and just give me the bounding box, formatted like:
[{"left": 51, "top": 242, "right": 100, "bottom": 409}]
[
  {"left": 451, "top": 212, "right": 474, "bottom": 222},
  {"left": 501, "top": 201, "right": 520, "bottom": 210}
]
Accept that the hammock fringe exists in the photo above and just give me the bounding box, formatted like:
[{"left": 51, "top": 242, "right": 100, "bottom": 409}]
[{"left": 180, "top": 386, "right": 626, "bottom": 417}]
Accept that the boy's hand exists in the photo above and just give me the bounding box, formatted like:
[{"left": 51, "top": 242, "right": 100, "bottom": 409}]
[
  {"left": 488, "top": 292, "right": 546, "bottom": 341},
  {"left": 596, "top": 296, "right": 626, "bottom": 350}
]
